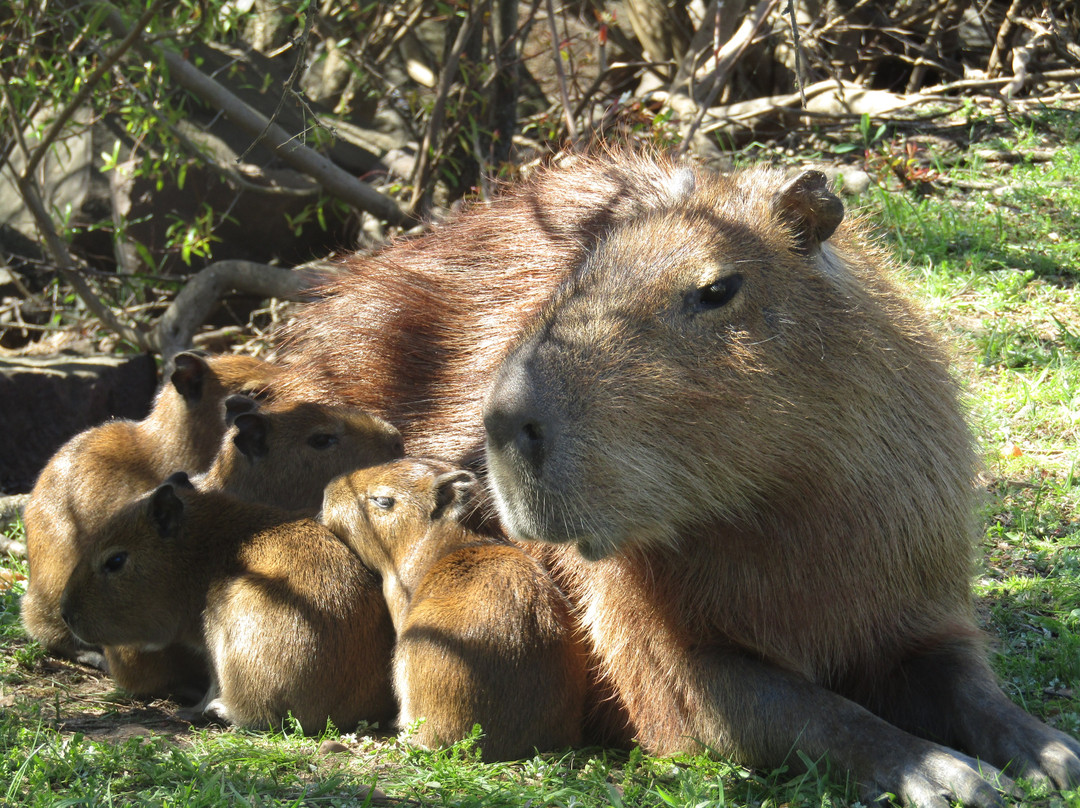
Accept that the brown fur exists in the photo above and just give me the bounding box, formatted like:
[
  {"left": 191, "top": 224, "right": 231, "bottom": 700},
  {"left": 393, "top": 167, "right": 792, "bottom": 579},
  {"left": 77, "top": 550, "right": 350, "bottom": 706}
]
[
  {"left": 199, "top": 398, "right": 405, "bottom": 511},
  {"left": 21, "top": 352, "right": 280, "bottom": 674},
  {"left": 321, "top": 458, "right": 585, "bottom": 761},
  {"left": 105, "top": 396, "right": 403, "bottom": 696},
  {"left": 60, "top": 478, "right": 397, "bottom": 733},
  {"left": 278, "top": 152, "right": 1080, "bottom": 806}
]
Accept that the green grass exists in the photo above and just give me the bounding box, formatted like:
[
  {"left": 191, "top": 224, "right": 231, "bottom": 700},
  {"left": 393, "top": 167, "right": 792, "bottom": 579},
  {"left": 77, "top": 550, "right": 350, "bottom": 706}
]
[{"left": 3, "top": 107, "right": 1080, "bottom": 807}]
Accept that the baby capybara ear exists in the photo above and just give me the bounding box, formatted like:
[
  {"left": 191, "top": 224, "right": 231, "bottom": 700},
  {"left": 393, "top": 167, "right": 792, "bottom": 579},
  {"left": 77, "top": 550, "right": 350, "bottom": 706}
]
[
  {"left": 170, "top": 351, "right": 211, "bottom": 403},
  {"left": 431, "top": 470, "right": 477, "bottom": 522},
  {"left": 163, "top": 471, "right": 195, "bottom": 489},
  {"left": 149, "top": 482, "right": 186, "bottom": 539},
  {"left": 232, "top": 412, "right": 270, "bottom": 460},
  {"left": 223, "top": 394, "right": 259, "bottom": 425},
  {"left": 771, "top": 170, "right": 844, "bottom": 254}
]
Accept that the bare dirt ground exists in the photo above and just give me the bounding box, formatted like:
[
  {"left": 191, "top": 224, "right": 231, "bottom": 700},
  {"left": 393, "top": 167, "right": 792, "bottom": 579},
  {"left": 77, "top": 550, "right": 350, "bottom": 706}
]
[{"left": 2, "top": 635, "right": 197, "bottom": 744}]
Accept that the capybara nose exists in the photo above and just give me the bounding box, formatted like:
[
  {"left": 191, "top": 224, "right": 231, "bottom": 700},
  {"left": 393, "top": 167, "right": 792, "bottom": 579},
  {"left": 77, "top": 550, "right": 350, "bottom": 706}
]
[
  {"left": 484, "top": 397, "right": 548, "bottom": 469},
  {"left": 484, "top": 364, "right": 548, "bottom": 470}
]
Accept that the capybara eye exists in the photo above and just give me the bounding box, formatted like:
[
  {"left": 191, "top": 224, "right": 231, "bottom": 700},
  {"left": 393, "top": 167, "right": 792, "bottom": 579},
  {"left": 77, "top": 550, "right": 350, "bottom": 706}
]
[
  {"left": 371, "top": 496, "right": 395, "bottom": 510},
  {"left": 307, "top": 433, "right": 339, "bottom": 450},
  {"left": 696, "top": 273, "right": 744, "bottom": 310},
  {"left": 102, "top": 551, "right": 128, "bottom": 573}
]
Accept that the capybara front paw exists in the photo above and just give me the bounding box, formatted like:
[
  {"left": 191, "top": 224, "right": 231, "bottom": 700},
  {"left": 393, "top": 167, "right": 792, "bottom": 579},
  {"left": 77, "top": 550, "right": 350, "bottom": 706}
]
[
  {"left": 866, "top": 748, "right": 1011, "bottom": 808},
  {"left": 1014, "top": 733, "right": 1080, "bottom": 791}
]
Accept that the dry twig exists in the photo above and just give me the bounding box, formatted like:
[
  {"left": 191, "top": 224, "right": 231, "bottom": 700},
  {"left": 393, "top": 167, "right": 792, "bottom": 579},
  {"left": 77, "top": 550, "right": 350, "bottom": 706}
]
[{"left": 409, "top": 1, "right": 490, "bottom": 217}]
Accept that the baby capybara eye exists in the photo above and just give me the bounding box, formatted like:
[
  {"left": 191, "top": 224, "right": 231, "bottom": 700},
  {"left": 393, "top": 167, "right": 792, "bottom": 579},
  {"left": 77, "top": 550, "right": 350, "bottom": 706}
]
[
  {"left": 102, "top": 552, "right": 128, "bottom": 574},
  {"left": 307, "top": 433, "right": 339, "bottom": 450}
]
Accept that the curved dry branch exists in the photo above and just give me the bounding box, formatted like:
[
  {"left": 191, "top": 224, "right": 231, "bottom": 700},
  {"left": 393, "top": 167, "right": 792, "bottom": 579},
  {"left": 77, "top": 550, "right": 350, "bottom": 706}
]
[{"left": 153, "top": 261, "right": 320, "bottom": 361}]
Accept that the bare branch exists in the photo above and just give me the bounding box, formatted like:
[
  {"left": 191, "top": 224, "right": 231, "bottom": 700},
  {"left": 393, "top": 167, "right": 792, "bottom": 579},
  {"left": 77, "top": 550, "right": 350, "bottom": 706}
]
[
  {"left": 545, "top": 0, "right": 578, "bottom": 143},
  {"left": 409, "top": 1, "right": 490, "bottom": 217},
  {"left": 783, "top": 0, "right": 807, "bottom": 106},
  {"left": 237, "top": 7, "right": 315, "bottom": 163},
  {"left": 987, "top": 0, "right": 1027, "bottom": 78},
  {"left": 153, "top": 260, "right": 320, "bottom": 361},
  {"left": 96, "top": 1, "right": 411, "bottom": 227},
  {"left": 675, "top": 0, "right": 779, "bottom": 157}
]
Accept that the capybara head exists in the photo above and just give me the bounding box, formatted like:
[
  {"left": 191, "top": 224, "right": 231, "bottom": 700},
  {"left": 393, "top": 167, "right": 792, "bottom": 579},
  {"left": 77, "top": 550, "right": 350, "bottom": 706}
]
[
  {"left": 59, "top": 473, "right": 197, "bottom": 650},
  {"left": 321, "top": 458, "right": 477, "bottom": 574},
  {"left": 154, "top": 351, "right": 281, "bottom": 472},
  {"left": 207, "top": 398, "right": 406, "bottom": 511},
  {"left": 483, "top": 163, "right": 971, "bottom": 561}
]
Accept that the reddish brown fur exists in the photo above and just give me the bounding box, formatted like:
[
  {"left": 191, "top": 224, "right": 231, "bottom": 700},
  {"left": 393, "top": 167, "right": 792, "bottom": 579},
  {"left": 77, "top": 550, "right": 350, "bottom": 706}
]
[
  {"left": 21, "top": 352, "right": 280, "bottom": 673},
  {"left": 321, "top": 458, "right": 585, "bottom": 761},
  {"left": 60, "top": 481, "right": 396, "bottom": 733},
  {"left": 275, "top": 156, "right": 706, "bottom": 463},
  {"left": 198, "top": 399, "right": 404, "bottom": 511},
  {"left": 279, "top": 152, "right": 1080, "bottom": 806}
]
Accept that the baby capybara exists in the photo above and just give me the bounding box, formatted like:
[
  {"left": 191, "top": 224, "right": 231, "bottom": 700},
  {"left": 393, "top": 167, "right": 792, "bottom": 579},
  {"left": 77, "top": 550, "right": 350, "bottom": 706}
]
[
  {"left": 104, "top": 393, "right": 403, "bottom": 697},
  {"left": 198, "top": 396, "right": 405, "bottom": 511},
  {"left": 277, "top": 152, "right": 1080, "bottom": 807},
  {"left": 22, "top": 351, "right": 279, "bottom": 668},
  {"left": 320, "top": 458, "right": 585, "bottom": 761},
  {"left": 60, "top": 474, "right": 396, "bottom": 733}
]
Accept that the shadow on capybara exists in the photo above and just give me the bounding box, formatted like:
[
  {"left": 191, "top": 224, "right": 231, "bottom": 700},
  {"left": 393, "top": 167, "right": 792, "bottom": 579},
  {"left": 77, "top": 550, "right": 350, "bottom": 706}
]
[
  {"left": 277, "top": 150, "right": 1080, "bottom": 807},
  {"left": 320, "top": 457, "right": 586, "bottom": 761},
  {"left": 104, "top": 393, "right": 404, "bottom": 698},
  {"left": 21, "top": 351, "right": 279, "bottom": 680},
  {"left": 60, "top": 473, "right": 397, "bottom": 733}
]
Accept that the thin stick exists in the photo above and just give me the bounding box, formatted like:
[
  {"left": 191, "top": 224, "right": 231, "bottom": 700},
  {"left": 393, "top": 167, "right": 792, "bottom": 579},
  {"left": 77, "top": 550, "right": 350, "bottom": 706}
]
[
  {"left": 409, "top": 1, "right": 489, "bottom": 216},
  {"left": 237, "top": 6, "right": 315, "bottom": 163},
  {"left": 545, "top": 0, "right": 578, "bottom": 143},
  {"left": 784, "top": 0, "right": 807, "bottom": 107}
]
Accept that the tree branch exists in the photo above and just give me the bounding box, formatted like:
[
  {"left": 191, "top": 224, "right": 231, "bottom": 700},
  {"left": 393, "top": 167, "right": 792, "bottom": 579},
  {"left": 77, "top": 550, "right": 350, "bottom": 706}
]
[
  {"left": 545, "top": 0, "right": 578, "bottom": 143},
  {"left": 96, "top": 2, "right": 411, "bottom": 227},
  {"left": 675, "top": 0, "right": 778, "bottom": 157},
  {"left": 153, "top": 260, "right": 320, "bottom": 361},
  {"left": 409, "top": 1, "right": 490, "bottom": 217},
  {"left": 23, "top": 0, "right": 168, "bottom": 180}
]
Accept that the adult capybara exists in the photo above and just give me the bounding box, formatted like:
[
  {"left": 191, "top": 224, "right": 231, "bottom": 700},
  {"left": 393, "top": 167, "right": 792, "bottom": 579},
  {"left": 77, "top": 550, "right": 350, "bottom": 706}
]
[
  {"left": 21, "top": 351, "right": 279, "bottom": 669},
  {"left": 198, "top": 396, "right": 405, "bottom": 511},
  {"left": 321, "top": 458, "right": 586, "bottom": 761},
  {"left": 277, "top": 151, "right": 1080, "bottom": 807},
  {"left": 60, "top": 473, "right": 396, "bottom": 733}
]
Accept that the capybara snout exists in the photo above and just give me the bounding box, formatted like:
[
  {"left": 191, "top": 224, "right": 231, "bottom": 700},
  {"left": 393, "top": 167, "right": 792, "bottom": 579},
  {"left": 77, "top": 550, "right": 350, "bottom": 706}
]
[{"left": 483, "top": 352, "right": 558, "bottom": 475}]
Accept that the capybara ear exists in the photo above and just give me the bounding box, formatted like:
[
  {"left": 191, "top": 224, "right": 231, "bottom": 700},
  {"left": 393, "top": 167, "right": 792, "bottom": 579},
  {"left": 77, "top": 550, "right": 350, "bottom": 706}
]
[
  {"left": 164, "top": 471, "right": 195, "bottom": 490},
  {"left": 431, "top": 470, "right": 477, "bottom": 521},
  {"left": 771, "top": 170, "right": 844, "bottom": 254},
  {"left": 232, "top": 412, "right": 270, "bottom": 460},
  {"left": 149, "top": 483, "right": 185, "bottom": 539},
  {"left": 223, "top": 394, "right": 259, "bottom": 425},
  {"left": 170, "top": 351, "right": 211, "bottom": 402}
]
